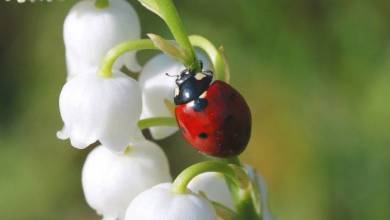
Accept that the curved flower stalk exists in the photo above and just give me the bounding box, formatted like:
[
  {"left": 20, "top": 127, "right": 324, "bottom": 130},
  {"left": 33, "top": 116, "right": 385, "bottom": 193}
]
[
  {"left": 124, "top": 183, "right": 218, "bottom": 220},
  {"left": 138, "top": 52, "right": 211, "bottom": 139},
  {"left": 63, "top": 0, "right": 141, "bottom": 80},
  {"left": 82, "top": 140, "right": 171, "bottom": 220},
  {"left": 57, "top": 71, "right": 142, "bottom": 152}
]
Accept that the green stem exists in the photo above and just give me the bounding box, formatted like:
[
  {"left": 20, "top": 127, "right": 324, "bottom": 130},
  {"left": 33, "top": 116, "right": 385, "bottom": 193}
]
[
  {"left": 156, "top": 0, "right": 199, "bottom": 71},
  {"left": 223, "top": 157, "right": 261, "bottom": 220},
  {"left": 246, "top": 167, "right": 262, "bottom": 217},
  {"left": 99, "top": 39, "right": 157, "bottom": 78},
  {"left": 172, "top": 161, "right": 241, "bottom": 194},
  {"left": 223, "top": 156, "right": 243, "bottom": 166},
  {"left": 98, "top": 36, "right": 228, "bottom": 79},
  {"left": 137, "top": 117, "right": 177, "bottom": 130},
  {"left": 236, "top": 189, "right": 262, "bottom": 220},
  {"left": 95, "top": 0, "right": 109, "bottom": 9},
  {"left": 189, "top": 35, "right": 226, "bottom": 81}
]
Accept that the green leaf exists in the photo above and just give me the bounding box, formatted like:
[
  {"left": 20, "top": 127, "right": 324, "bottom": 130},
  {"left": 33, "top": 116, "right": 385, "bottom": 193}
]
[
  {"left": 137, "top": 0, "right": 163, "bottom": 17},
  {"left": 147, "top": 33, "right": 188, "bottom": 64}
]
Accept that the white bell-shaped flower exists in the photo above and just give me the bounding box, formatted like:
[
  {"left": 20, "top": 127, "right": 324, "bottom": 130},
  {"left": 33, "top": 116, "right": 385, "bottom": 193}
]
[
  {"left": 82, "top": 140, "right": 171, "bottom": 220},
  {"left": 64, "top": 0, "right": 141, "bottom": 79},
  {"left": 188, "top": 172, "right": 235, "bottom": 210},
  {"left": 57, "top": 71, "right": 142, "bottom": 152},
  {"left": 139, "top": 52, "right": 211, "bottom": 140},
  {"left": 125, "top": 183, "right": 218, "bottom": 220}
]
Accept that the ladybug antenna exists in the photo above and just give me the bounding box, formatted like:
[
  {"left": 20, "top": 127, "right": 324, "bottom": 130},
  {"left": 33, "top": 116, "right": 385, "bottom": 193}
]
[
  {"left": 203, "top": 70, "right": 214, "bottom": 76},
  {"left": 165, "top": 72, "right": 179, "bottom": 78}
]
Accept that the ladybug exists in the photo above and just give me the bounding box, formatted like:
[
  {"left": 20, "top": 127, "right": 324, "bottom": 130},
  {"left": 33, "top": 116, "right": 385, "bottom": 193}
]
[{"left": 173, "top": 66, "right": 252, "bottom": 157}]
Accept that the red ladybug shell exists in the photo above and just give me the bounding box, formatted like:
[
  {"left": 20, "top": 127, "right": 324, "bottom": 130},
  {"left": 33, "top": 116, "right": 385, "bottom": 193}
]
[{"left": 175, "top": 80, "right": 251, "bottom": 157}]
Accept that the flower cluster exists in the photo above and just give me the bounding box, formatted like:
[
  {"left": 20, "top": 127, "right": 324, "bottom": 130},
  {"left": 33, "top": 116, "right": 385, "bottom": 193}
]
[{"left": 56, "top": 0, "right": 273, "bottom": 220}]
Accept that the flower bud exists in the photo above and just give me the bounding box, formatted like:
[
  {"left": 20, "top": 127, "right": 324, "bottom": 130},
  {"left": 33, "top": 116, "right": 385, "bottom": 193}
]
[
  {"left": 82, "top": 140, "right": 171, "bottom": 220},
  {"left": 125, "top": 183, "right": 218, "bottom": 220},
  {"left": 139, "top": 52, "right": 211, "bottom": 140},
  {"left": 57, "top": 71, "right": 142, "bottom": 152},
  {"left": 64, "top": 0, "right": 141, "bottom": 79}
]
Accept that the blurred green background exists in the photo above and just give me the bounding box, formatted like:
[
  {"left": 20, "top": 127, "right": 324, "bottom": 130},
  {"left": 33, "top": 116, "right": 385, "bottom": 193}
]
[{"left": 1, "top": 0, "right": 390, "bottom": 219}]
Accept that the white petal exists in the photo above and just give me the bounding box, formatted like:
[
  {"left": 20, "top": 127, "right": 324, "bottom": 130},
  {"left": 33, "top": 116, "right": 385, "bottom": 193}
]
[
  {"left": 64, "top": 0, "right": 141, "bottom": 79},
  {"left": 125, "top": 183, "right": 218, "bottom": 220},
  {"left": 188, "top": 172, "right": 235, "bottom": 210},
  {"left": 58, "top": 71, "right": 141, "bottom": 152},
  {"left": 139, "top": 52, "right": 212, "bottom": 140},
  {"left": 56, "top": 126, "right": 69, "bottom": 140},
  {"left": 82, "top": 141, "right": 171, "bottom": 220}
]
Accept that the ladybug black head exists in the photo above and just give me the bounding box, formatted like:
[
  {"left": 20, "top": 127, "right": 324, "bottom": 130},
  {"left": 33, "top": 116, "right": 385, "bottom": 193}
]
[{"left": 173, "top": 68, "right": 213, "bottom": 105}]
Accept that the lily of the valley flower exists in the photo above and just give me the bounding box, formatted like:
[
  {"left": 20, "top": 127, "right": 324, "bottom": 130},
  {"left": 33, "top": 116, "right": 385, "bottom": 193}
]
[
  {"left": 138, "top": 52, "right": 211, "bottom": 140},
  {"left": 57, "top": 71, "right": 142, "bottom": 152},
  {"left": 82, "top": 140, "right": 171, "bottom": 220},
  {"left": 125, "top": 183, "right": 218, "bottom": 220},
  {"left": 64, "top": 0, "right": 141, "bottom": 79}
]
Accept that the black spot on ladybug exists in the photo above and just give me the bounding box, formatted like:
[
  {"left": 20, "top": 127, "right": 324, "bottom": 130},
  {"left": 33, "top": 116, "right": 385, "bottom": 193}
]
[
  {"left": 198, "top": 132, "right": 208, "bottom": 139},
  {"left": 192, "top": 98, "right": 208, "bottom": 112}
]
